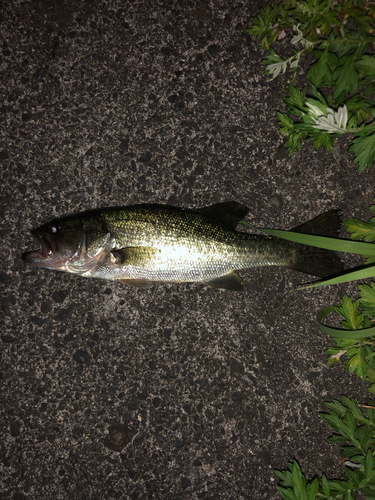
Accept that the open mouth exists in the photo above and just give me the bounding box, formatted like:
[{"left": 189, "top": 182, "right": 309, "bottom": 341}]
[{"left": 22, "top": 232, "right": 55, "bottom": 264}]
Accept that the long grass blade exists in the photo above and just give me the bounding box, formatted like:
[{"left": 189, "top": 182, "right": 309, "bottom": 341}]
[
  {"left": 239, "top": 221, "right": 375, "bottom": 256},
  {"left": 317, "top": 305, "right": 375, "bottom": 339},
  {"left": 298, "top": 267, "right": 375, "bottom": 289}
]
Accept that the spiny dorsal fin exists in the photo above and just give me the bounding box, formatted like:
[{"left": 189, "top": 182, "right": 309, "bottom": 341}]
[{"left": 197, "top": 201, "right": 250, "bottom": 228}]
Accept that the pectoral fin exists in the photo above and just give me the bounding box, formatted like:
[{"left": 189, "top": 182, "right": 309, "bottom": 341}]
[
  {"left": 111, "top": 246, "right": 161, "bottom": 265},
  {"left": 203, "top": 271, "right": 246, "bottom": 291},
  {"left": 113, "top": 247, "right": 159, "bottom": 288}
]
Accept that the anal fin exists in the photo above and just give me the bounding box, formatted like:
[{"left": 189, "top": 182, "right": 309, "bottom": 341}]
[
  {"left": 203, "top": 271, "right": 246, "bottom": 291},
  {"left": 118, "top": 278, "right": 154, "bottom": 289}
]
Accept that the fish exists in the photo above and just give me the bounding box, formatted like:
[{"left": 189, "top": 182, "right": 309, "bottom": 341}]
[{"left": 22, "top": 202, "right": 344, "bottom": 291}]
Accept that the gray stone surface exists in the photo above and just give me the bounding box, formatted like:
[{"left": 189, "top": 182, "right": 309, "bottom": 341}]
[{"left": 1, "top": 1, "right": 374, "bottom": 499}]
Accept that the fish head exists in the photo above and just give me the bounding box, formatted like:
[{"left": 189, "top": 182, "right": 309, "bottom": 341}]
[{"left": 22, "top": 214, "right": 113, "bottom": 274}]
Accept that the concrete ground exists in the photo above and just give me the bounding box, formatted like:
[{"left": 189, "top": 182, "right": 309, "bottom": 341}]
[{"left": 1, "top": 0, "right": 374, "bottom": 499}]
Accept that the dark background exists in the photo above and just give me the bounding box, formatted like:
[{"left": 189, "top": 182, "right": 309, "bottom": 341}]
[{"left": 1, "top": 1, "right": 374, "bottom": 499}]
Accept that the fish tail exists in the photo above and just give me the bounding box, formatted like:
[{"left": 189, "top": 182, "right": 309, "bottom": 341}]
[
  {"left": 288, "top": 210, "right": 344, "bottom": 278},
  {"left": 290, "top": 243, "right": 344, "bottom": 278}
]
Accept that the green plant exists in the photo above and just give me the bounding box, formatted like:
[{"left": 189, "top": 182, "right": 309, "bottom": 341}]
[
  {"left": 323, "top": 289, "right": 375, "bottom": 393},
  {"left": 241, "top": 201, "right": 375, "bottom": 388},
  {"left": 247, "top": 1, "right": 375, "bottom": 173},
  {"left": 275, "top": 397, "right": 375, "bottom": 500},
  {"left": 239, "top": 208, "right": 375, "bottom": 497},
  {"left": 318, "top": 202, "right": 375, "bottom": 392}
]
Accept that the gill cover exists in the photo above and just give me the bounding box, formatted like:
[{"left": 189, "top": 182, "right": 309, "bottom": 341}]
[{"left": 23, "top": 213, "right": 115, "bottom": 274}]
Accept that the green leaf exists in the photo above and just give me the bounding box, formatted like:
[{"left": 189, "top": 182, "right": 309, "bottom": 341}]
[
  {"left": 284, "top": 85, "right": 307, "bottom": 115},
  {"left": 321, "top": 473, "right": 330, "bottom": 496},
  {"left": 278, "top": 112, "right": 295, "bottom": 129},
  {"left": 277, "top": 487, "right": 297, "bottom": 500},
  {"left": 319, "top": 16, "right": 339, "bottom": 35},
  {"left": 306, "top": 477, "right": 318, "bottom": 500},
  {"left": 362, "top": 487, "right": 375, "bottom": 499},
  {"left": 363, "top": 317, "right": 373, "bottom": 329},
  {"left": 277, "top": 110, "right": 306, "bottom": 154},
  {"left": 307, "top": 48, "right": 339, "bottom": 87},
  {"left": 359, "top": 283, "right": 375, "bottom": 316},
  {"left": 357, "top": 425, "right": 371, "bottom": 453},
  {"left": 341, "top": 396, "right": 368, "bottom": 423},
  {"left": 366, "top": 369, "right": 375, "bottom": 384},
  {"left": 345, "top": 94, "right": 374, "bottom": 125},
  {"left": 344, "top": 409, "right": 357, "bottom": 438},
  {"left": 285, "top": 131, "right": 305, "bottom": 154},
  {"left": 274, "top": 468, "right": 289, "bottom": 483},
  {"left": 345, "top": 94, "right": 373, "bottom": 111},
  {"left": 345, "top": 346, "right": 368, "bottom": 379},
  {"left": 345, "top": 466, "right": 361, "bottom": 488},
  {"left": 291, "top": 460, "right": 307, "bottom": 498},
  {"left": 363, "top": 399, "right": 375, "bottom": 425},
  {"left": 314, "top": 132, "right": 333, "bottom": 151},
  {"left": 310, "top": 83, "right": 329, "bottom": 106},
  {"left": 327, "top": 478, "right": 351, "bottom": 493},
  {"left": 325, "top": 400, "right": 347, "bottom": 417},
  {"left": 260, "top": 35, "right": 271, "bottom": 50},
  {"left": 364, "top": 83, "right": 375, "bottom": 97},
  {"left": 354, "top": 12, "right": 373, "bottom": 34},
  {"left": 320, "top": 411, "right": 346, "bottom": 436},
  {"left": 335, "top": 295, "right": 364, "bottom": 330},
  {"left": 345, "top": 217, "right": 375, "bottom": 242},
  {"left": 333, "top": 54, "right": 360, "bottom": 98},
  {"left": 349, "top": 132, "right": 375, "bottom": 174},
  {"left": 278, "top": 112, "right": 299, "bottom": 136},
  {"left": 329, "top": 37, "right": 357, "bottom": 58},
  {"left": 247, "top": 4, "right": 280, "bottom": 39},
  {"left": 327, "top": 433, "right": 348, "bottom": 444},
  {"left": 341, "top": 448, "right": 362, "bottom": 459},
  {"left": 365, "top": 449, "right": 375, "bottom": 477}
]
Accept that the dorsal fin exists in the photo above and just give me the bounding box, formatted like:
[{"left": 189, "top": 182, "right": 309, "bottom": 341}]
[{"left": 197, "top": 201, "right": 250, "bottom": 228}]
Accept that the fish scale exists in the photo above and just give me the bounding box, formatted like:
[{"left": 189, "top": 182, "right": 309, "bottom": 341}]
[{"left": 99, "top": 207, "right": 290, "bottom": 281}]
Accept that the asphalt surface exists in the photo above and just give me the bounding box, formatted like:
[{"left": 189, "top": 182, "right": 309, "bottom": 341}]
[{"left": 1, "top": 1, "right": 375, "bottom": 499}]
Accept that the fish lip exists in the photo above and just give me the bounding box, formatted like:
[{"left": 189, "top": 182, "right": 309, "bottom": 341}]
[{"left": 22, "top": 231, "right": 55, "bottom": 263}]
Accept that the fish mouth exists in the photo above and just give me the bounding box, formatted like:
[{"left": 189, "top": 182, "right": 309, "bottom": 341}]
[{"left": 22, "top": 232, "right": 56, "bottom": 265}]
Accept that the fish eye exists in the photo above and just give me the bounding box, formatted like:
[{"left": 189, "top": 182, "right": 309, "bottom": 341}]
[{"left": 49, "top": 222, "right": 60, "bottom": 234}]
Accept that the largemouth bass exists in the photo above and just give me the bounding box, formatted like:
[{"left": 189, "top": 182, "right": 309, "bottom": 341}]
[{"left": 22, "top": 202, "right": 344, "bottom": 291}]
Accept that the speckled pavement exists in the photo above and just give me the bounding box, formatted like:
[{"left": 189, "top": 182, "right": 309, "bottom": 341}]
[{"left": 1, "top": 1, "right": 374, "bottom": 499}]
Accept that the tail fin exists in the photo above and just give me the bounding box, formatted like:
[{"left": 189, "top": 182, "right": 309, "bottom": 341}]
[{"left": 289, "top": 210, "right": 344, "bottom": 278}]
